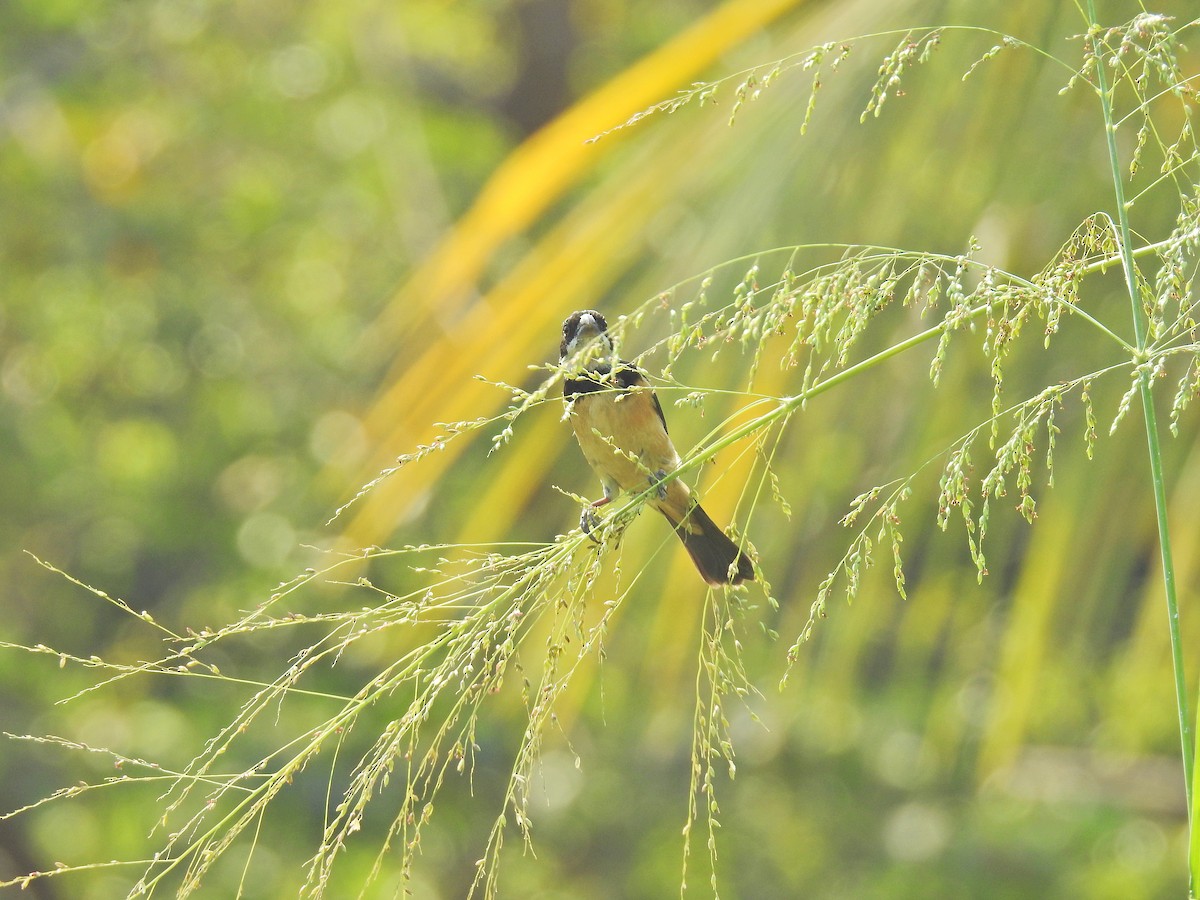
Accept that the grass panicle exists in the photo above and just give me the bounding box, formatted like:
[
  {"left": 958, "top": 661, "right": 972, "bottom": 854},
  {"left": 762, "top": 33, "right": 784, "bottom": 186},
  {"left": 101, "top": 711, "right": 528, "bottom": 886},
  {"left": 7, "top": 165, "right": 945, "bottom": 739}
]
[{"left": 5, "top": 10, "right": 1200, "bottom": 897}]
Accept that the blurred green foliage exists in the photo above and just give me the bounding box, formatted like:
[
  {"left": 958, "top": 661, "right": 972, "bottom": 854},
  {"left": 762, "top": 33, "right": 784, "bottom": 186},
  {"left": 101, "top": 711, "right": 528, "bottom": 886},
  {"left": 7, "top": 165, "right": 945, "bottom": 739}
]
[{"left": 2, "top": 0, "right": 1199, "bottom": 897}]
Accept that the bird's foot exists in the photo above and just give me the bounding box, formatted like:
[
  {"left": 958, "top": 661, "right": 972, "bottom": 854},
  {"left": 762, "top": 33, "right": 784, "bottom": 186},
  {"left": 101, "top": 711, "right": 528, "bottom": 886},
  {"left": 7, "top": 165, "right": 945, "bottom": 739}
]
[
  {"left": 580, "top": 508, "right": 601, "bottom": 541},
  {"left": 580, "top": 496, "right": 612, "bottom": 542},
  {"left": 648, "top": 469, "right": 669, "bottom": 500}
]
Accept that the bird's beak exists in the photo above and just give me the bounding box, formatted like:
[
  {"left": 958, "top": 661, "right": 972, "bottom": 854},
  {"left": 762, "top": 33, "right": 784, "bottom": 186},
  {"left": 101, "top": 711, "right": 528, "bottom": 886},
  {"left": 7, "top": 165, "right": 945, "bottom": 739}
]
[{"left": 576, "top": 313, "right": 600, "bottom": 338}]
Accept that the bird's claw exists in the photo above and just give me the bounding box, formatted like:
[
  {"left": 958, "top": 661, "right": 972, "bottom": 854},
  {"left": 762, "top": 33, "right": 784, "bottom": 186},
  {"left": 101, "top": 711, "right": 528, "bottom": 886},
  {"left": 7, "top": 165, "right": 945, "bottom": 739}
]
[
  {"left": 649, "top": 469, "right": 669, "bottom": 500},
  {"left": 580, "top": 507, "right": 602, "bottom": 542}
]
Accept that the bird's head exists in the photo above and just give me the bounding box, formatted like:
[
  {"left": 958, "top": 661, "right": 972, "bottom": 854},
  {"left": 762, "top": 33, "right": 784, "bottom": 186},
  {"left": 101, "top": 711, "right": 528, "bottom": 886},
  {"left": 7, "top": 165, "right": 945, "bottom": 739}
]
[{"left": 559, "top": 309, "right": 613, "bottom": 368}]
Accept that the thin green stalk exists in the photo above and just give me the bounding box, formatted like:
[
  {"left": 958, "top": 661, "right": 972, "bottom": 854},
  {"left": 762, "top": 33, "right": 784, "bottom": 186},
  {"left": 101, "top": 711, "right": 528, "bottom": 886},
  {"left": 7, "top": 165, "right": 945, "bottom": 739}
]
[
  {"left": 1193, "top": 697, "right": 1200, "bottom": 897},
  {"left": 642, "top": 306, "right": 975, "bottom": 495},
  {"left": 1085, "top": 1, "right": 1193, "bottom": 819}
]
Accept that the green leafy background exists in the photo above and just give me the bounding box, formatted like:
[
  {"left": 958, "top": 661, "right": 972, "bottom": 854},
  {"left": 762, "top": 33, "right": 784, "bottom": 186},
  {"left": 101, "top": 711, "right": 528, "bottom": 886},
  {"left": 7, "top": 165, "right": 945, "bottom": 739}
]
[{"left": 1, "top": 0, "right": 1197, "bottom": 897}]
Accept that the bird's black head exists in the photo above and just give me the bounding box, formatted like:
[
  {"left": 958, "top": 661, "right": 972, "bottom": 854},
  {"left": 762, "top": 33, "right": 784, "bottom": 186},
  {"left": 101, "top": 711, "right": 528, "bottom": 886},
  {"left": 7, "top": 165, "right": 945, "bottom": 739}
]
[{"left": 560, "top": 309, "right": 611, "bottom": 362}]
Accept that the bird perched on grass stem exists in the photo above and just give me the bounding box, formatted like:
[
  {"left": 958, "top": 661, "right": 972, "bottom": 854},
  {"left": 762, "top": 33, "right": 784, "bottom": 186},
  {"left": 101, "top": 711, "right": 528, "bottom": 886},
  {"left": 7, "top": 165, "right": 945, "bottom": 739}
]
[{"left": 559, "top": 310, "right": 754, "bottom": 586}]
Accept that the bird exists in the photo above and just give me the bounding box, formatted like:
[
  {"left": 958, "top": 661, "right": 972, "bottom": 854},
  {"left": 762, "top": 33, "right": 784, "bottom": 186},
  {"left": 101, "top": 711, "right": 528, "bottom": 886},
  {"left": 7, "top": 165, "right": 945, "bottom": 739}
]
[{"left": 559, "top": 309, "right": 754, "bottom": 586}]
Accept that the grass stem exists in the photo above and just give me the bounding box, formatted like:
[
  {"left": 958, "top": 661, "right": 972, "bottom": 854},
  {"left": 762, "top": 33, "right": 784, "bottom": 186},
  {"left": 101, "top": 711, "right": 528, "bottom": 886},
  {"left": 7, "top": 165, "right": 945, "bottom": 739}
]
[{"left": 1085, "top": 0, "right": 1193, "bottom": 820}]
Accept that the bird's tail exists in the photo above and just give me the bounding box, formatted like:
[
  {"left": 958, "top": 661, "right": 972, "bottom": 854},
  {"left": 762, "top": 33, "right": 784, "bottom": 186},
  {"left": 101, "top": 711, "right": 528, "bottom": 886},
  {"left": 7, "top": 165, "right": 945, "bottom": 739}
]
[{"left": 660, "top": 499, "right": 754, "bottom": 586}]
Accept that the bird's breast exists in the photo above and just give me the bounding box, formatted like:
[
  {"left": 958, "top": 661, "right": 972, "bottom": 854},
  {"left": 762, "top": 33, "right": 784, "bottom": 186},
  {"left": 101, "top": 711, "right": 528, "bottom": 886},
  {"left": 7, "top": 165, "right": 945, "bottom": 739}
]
[{"left": 570, "top": 387, "right": 680, "bottom": 493}]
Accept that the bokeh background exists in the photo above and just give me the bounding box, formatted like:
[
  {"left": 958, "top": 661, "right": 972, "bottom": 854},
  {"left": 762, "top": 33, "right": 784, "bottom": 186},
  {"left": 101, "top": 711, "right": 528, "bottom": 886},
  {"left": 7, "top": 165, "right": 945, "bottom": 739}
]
[{"left": 2, "top": 0, "right": 1199, "bottom": 897}]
